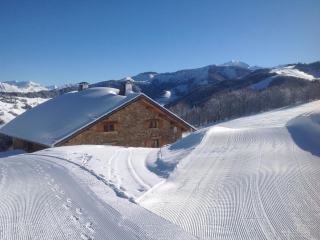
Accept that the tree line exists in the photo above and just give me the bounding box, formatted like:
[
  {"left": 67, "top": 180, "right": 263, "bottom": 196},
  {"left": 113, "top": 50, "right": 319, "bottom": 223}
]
[{"left": 169, "top": 77, "right": 320, "bottom": 126}]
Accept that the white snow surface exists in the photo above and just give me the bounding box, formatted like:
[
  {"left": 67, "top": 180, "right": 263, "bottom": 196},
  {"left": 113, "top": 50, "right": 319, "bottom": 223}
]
[
  {"left": 271, "top": 65, "right": 315, "bottom": 80},
  {"left": 0, "top": 96, "right": 48, "bottom": 128},
  {"left": 0, "top": 146, "right": 195, "bottom": 239},
  {"left": 248, "top": 76, "right": 277, "bottom": 90},
  {"left": 249, "top": 65, "right": 319, "bottom": 90},
  {"left": 1, "top": 100, "right": 320, "bottom": 239},
  {"left": 138, "top": 100, "right": 320, "bottom": 239},
  {"left": 0, "top": 88, "right": 141, "bottom": 147}
]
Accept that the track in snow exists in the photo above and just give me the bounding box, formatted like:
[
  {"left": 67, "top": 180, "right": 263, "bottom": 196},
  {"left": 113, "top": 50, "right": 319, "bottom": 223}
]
[
  {"left": 0, "top": 156, "right": 145, "bottom": 239},
  {"left": 138, "top": 101, "right": 320, "bottom": 239},
  {"left": 0, "top": 154, "right": 196, "bottom": 239}
]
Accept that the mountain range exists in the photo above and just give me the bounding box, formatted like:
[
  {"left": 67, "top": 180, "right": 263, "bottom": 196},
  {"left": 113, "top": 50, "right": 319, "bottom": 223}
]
[
  {"left": 0, "top": 81, "right": 77, "bottom": 93},
  {"left": 1, "top": 60, "right": 319, "bottom": 107}
]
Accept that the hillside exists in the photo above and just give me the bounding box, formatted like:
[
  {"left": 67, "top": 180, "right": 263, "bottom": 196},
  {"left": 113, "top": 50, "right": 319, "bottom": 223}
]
[{"left": 0, "top": 100, "right": 319, "bottom": 239}]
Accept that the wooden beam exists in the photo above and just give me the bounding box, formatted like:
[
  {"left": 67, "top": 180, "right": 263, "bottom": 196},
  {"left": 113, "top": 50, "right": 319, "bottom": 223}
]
[
  {"left": 146, "top": 106, "right": 154, "bottom": 110},
  {"left": 159, "top": 114, "right": 167, "bottom": 118}
]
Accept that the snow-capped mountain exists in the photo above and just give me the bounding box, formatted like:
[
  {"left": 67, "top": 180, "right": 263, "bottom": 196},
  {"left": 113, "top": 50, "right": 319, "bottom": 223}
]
[
  {"left": 0, "top": 81, "right": 78, "bottom": 93},
  {"left": 222, "top": 60, "right": 250, "bottom": 69},
  {"left": 222, "top": 60, "right": 263, "bottom": 70},
  {"left": 0, "top": 81, "right": 48, "bottom": 93},
  {"left": 45, "top": 83, "right": 78, "bottom": 90},
  {"left": 93, "top": 64, "right": 252, "bottom": 105}
]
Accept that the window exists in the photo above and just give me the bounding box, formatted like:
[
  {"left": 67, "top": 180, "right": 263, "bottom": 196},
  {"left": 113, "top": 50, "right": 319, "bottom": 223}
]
[
  {"left": 144, "top": 120, "right": 163, "bottom": 129},
  {"left": 149, "top": 121, "right": 158, "bottom": 128},
  {"left": 151, "top": 139, "right": 159, "bottom": 148},
  {"left": 104, "top": 124, "right": 115, "bottom": 132}
]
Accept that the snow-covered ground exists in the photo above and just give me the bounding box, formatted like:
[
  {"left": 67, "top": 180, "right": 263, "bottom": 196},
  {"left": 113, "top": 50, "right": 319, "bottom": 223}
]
[
  {"left": 0, "top": 100, "right": 320, "bottom": 239},
  {"left": 138, "top": 100, "right": 320, "bottom": 239},
  {"left": 0, "top": 96, "right": 48, "bottom": 128},
  {"left": 0, "top": 147, "right": 195, "bottom": 239}
]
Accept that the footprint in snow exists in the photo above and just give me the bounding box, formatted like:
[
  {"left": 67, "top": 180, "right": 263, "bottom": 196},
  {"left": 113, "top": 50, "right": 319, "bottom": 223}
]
[
  {"left": 76, "top": 208, "right": 83, "bottom": 215},
  {"left": 60, "top": 190, "right": 65, "bottom": 194},
  {"left": 70, "top": 215, "right": 79, "bottom": 223},
  {"left": 86, "top": 222, "right": 94, "bottom": 233},
  {"left": 81, "top": 233, "right": 92, "bottom": 240},
  {"left": 67, "top": 198, "right": 72, "bottom": 203},
  {"left": 62, "top": 204, "right": 70, "bottom": 210},
  {"left": 55, "top": 195, "right": 62, "bottom": 200}
]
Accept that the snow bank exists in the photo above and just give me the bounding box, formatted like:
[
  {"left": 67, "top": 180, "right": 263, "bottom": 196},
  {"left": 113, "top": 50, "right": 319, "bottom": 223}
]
[{"left": 286, "top": 112, "right": 320, "bottom": 157}]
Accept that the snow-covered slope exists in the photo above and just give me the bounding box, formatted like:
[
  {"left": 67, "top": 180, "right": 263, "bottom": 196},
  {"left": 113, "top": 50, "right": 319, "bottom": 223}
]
[
  {"left": 0, "top": 96, "right": 48, "bottom": 128},
  {"left": 138, "top": 100, "right": 320, "bottom": 239},
  {"left": 0, "top": 149, "right": 195, "bottom": 239},
  {"left": 248, "top": 64, "right": 320, "bottom": 90},
  {"left": 271, "top": 65, "right": 316, "bottom": 80},
  {"left": 1, "top": 100, "right": 320, "bottom": 239}
]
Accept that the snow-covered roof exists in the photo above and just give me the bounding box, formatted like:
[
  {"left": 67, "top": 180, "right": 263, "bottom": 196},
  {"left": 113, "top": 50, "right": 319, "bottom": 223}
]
[{"left": 0, "top": 87, "right": 195, "bottom": 147}]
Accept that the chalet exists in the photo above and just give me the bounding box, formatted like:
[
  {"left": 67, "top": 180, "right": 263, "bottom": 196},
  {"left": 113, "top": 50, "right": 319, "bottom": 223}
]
[{"left": 0, "top": 81, "right": 196, "bottom": 152}]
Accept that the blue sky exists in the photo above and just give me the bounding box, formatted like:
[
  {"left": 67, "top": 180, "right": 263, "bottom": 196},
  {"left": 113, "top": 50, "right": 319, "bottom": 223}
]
[{"left": 1, "top": 0, "right": 319, "bottom": 86}]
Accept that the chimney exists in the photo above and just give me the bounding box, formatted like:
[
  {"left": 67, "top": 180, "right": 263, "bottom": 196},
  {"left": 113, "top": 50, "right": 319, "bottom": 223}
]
[
  {"left": 78, "top": 82, "right": 89, "bottom": 91},
  {"left": 119, "top": 80, "right": 133, "bottom": 96}
]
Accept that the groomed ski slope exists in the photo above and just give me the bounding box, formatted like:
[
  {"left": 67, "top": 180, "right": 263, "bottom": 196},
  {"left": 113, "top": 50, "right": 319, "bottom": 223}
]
[
  {"left": 138, "top": 100, "right": 320, "bottom": 239},
  {"left": 0, "top": 150, "right": 196, "bottom": 239}
]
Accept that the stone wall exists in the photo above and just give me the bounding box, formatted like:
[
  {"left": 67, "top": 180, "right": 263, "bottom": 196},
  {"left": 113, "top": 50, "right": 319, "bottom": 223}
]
[
  {"left": 12, "top": 137, "right": 47, "bottom": 152},
  {"left": 62, "top": 101, "right": 183, "bottom": 147}
]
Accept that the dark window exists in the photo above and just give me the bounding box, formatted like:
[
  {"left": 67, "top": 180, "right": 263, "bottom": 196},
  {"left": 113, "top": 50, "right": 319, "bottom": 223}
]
[
  {"left": 104, "top": 124, "right": 115, "bottom": 132},
  {"left": 148, "top": 120, "right": 158, "bottom": 128},
  {"left": 151, "top": 139, "right": 159, "bottom": 148}
]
